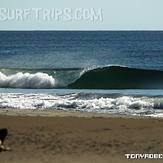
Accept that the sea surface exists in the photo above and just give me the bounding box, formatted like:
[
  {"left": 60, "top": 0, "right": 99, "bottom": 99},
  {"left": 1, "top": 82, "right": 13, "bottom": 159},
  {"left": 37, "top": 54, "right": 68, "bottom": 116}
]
[{"left": 1, "top": 31, "right": 163, "bottom": 117}]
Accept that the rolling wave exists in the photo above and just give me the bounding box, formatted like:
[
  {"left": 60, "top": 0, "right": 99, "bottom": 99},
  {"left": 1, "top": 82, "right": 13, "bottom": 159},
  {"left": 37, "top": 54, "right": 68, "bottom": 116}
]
[
  {"left": 0, "top": 72, "right": 55, "bottom": 88},
  {"left": 0, "top": 67, "right": 81, "bottom": 88},
  {"left": 1, "top": 65, "right": 163, "bottom": 89},
  {"left": 68, "top": 66, "right": 163, "bottom": 89}
]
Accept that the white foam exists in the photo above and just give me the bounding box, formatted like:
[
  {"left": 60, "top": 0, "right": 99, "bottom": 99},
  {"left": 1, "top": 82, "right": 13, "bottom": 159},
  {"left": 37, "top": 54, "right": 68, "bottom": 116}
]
[
  {"left": 0, "top": 72, "right": 55, "bottom": 88},
  {"left": 0, "top": 93, "right": 162, "bottom": 117}
]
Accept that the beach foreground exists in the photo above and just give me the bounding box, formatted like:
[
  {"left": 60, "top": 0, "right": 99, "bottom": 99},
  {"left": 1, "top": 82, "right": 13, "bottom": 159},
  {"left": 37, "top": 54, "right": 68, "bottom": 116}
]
[{"left": 0, "top": 111, "right": 163, "bottom": 163}]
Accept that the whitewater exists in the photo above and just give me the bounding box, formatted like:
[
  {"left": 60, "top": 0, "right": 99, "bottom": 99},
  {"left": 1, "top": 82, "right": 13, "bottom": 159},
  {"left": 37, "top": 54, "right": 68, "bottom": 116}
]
[
  {"left": 0, "top": 92, "right": 163, "bottom": 117},
  {"left": 0, "top": 72, "right": 55, "bottom": 88}
]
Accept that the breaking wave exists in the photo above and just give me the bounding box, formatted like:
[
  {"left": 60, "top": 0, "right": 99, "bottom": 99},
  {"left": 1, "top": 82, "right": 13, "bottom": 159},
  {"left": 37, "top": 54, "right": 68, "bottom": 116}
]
[
  {"left": 68, "top": 66, "right": 163, "bottom": 89},
  {"left": 1, "top": 65, "right": 163, "bottom": 89},
  {"left": 0, "top": 72, "right": 55, "bottom": 88}
]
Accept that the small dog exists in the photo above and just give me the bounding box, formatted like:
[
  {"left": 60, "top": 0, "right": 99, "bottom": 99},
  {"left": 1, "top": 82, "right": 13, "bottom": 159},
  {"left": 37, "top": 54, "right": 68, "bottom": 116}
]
[{"left": 0, "top": 128, "right": 10, "bottom": 151}]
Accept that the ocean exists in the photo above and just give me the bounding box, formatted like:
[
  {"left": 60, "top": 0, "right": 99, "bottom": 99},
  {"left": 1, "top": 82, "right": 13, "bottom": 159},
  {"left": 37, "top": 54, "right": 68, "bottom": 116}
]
[{"left": 1, "top": 31, "right": 163, "bottom": 117}]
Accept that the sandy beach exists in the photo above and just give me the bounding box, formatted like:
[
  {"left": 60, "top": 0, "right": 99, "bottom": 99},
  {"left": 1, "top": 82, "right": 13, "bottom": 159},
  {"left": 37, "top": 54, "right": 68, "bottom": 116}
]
[{"left": 0, "top": 110, "right": 163, "bottom": 163}]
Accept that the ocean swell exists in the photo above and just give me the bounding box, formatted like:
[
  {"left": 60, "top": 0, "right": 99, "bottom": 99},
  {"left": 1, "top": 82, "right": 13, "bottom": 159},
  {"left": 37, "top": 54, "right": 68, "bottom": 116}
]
[
  {"left": 68, "top": 66, "right": 163, "bottom": 89},
  {"left": 0, "top": 72, "right": 55, "bottom": 88}
]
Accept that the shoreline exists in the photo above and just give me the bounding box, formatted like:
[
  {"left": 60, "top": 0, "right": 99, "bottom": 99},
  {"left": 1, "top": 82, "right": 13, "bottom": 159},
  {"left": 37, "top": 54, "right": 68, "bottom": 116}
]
[{"left": 0, "top": 108, "right": 161, "bottom": 119}]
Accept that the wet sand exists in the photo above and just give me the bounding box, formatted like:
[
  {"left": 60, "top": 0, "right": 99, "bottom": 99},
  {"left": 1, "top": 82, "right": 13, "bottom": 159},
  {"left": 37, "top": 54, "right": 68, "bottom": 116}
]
[{"left": 0, "top": 110, "right": 163, "bottom": 163}]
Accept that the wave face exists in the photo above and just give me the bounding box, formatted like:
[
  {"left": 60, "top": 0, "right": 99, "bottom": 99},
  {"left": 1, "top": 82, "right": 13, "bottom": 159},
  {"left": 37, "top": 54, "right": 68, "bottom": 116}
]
[
  {"left": 68, "top": 66, "right": 163, "bottom": 89},
  {"left": 0, "top": 72, "right": 55, "bottom": 88},
  {"left": 1, "top": 93, "right": 163, "bottom": 117}
]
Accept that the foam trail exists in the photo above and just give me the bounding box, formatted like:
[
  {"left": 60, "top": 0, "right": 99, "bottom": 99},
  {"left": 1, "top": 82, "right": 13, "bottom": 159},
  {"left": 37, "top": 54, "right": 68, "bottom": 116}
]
[{"left": 0, "top": 72, "right": 55, "bottom": 88}]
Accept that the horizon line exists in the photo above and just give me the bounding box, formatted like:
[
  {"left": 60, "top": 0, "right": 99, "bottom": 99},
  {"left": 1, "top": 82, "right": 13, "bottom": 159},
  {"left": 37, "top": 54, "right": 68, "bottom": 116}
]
[{"left": 0, "top": 29, "right": 163, "bottom": 32}]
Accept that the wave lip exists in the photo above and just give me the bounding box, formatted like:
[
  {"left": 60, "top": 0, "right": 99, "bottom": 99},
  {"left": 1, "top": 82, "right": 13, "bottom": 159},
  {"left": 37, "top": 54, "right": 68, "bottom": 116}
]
[
  {"left": 68, "top": 66, "right": 163, "bottom": 89},
  {"left": 0, "top": 72, "right": 55, "bottom": 89}
]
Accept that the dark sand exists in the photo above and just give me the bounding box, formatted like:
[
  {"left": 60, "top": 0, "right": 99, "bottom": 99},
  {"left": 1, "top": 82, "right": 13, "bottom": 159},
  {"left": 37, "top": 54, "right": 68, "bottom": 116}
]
[{"left": 0, "top": 110, "right": 163, "bottom": 163}]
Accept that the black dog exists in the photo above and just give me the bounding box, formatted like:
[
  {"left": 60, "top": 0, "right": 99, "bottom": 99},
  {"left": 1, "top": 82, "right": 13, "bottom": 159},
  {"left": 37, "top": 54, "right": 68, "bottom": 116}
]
[
  {"left": 0, "top": 128, "right": 8, "bottom": 144},
  {"left": 0, "top": 128, "right": 10, "bottom": 151}
]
